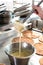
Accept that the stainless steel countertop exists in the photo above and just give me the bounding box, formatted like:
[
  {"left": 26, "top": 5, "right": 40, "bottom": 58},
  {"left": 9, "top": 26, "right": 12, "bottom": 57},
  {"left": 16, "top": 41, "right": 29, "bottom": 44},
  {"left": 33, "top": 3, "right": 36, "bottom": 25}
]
[
  {"left": 0, "top": 30, "right": 18, "bottom": 65},
  {"left": 0, "top": 40, "right": 11, "bottom": 65}
]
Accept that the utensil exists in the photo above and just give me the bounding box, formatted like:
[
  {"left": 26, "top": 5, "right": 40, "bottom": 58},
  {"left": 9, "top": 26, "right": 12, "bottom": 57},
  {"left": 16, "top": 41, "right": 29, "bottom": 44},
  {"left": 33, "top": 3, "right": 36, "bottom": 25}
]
[
  {"left": 23, "top": 0, "right": 43, "bottom": 23},
  {"left": 5, "top": 42, "right": 35, "bottom": 65},
  {"left": 14, "top": 3, "right": 30, "bottom": 12},
  {"left": 15, "top": 10, "right": 31, "bottom": 17}
]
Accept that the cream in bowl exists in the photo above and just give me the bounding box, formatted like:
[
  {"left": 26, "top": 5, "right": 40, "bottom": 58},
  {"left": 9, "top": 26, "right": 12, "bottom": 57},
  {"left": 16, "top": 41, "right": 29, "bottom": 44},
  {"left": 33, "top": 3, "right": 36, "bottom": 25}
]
[{"left": 5, "top": 42, "right": 35, "bottom": 65}]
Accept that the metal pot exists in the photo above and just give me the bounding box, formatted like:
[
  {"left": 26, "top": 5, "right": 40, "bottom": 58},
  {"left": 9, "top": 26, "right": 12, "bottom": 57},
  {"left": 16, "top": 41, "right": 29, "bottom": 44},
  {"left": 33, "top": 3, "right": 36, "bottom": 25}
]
[
  {"left": 5, "top": 42, "right": 35, "bottom": 65},
  {"left": 0, "top": 10, "right": 14, "bottom": 24}
]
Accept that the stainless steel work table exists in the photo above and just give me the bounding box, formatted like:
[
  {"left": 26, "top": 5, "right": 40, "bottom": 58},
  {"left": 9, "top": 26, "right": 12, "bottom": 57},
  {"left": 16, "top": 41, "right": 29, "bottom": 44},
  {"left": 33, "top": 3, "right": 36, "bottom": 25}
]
[
  {"left": 0, "top": 29, "right": 18, "bottom": 65},
  {"left": 0, "top": 40, "right": 11, "bottom": 65}
]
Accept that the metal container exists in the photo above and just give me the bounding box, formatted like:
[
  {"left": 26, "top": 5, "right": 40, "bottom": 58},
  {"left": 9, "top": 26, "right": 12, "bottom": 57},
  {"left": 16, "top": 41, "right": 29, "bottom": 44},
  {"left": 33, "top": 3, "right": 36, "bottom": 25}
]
[
  {"left": 5, "top": 42, "right": 35, "bottom": 65},
  {"left": 30, "top": 19, "right": 43, "bottom": 32},
  {"left": 0, "top": 10, "right": 14, "bottom": 24}
]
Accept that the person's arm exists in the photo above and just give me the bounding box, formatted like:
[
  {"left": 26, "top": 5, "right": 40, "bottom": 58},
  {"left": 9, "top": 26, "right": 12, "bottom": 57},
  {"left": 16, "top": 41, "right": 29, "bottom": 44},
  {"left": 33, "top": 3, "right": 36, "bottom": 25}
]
[{"left": 33, "top": 5, "right": 43, "bottom": 19}]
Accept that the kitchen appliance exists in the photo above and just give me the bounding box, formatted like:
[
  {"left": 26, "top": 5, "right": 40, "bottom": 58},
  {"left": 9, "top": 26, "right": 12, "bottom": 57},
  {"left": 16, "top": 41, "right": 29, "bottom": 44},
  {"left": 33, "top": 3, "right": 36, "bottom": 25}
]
[{"left": 14, "top": 3, "right": 30, "bottom": 13}]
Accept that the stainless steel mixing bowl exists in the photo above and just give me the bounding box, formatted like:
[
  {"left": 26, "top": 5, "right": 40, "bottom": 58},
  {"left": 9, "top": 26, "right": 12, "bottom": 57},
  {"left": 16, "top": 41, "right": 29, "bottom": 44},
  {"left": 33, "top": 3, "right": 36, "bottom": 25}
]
[{"left": 5, "top": 42, "right": 35, "bottom": 65}]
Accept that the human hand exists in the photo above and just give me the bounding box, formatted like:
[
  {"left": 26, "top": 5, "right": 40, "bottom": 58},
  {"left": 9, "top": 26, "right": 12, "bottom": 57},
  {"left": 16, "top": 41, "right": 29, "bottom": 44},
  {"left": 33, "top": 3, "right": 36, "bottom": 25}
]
[{"left": 33, "top": 5, "right": 43, "bottom": 19}]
